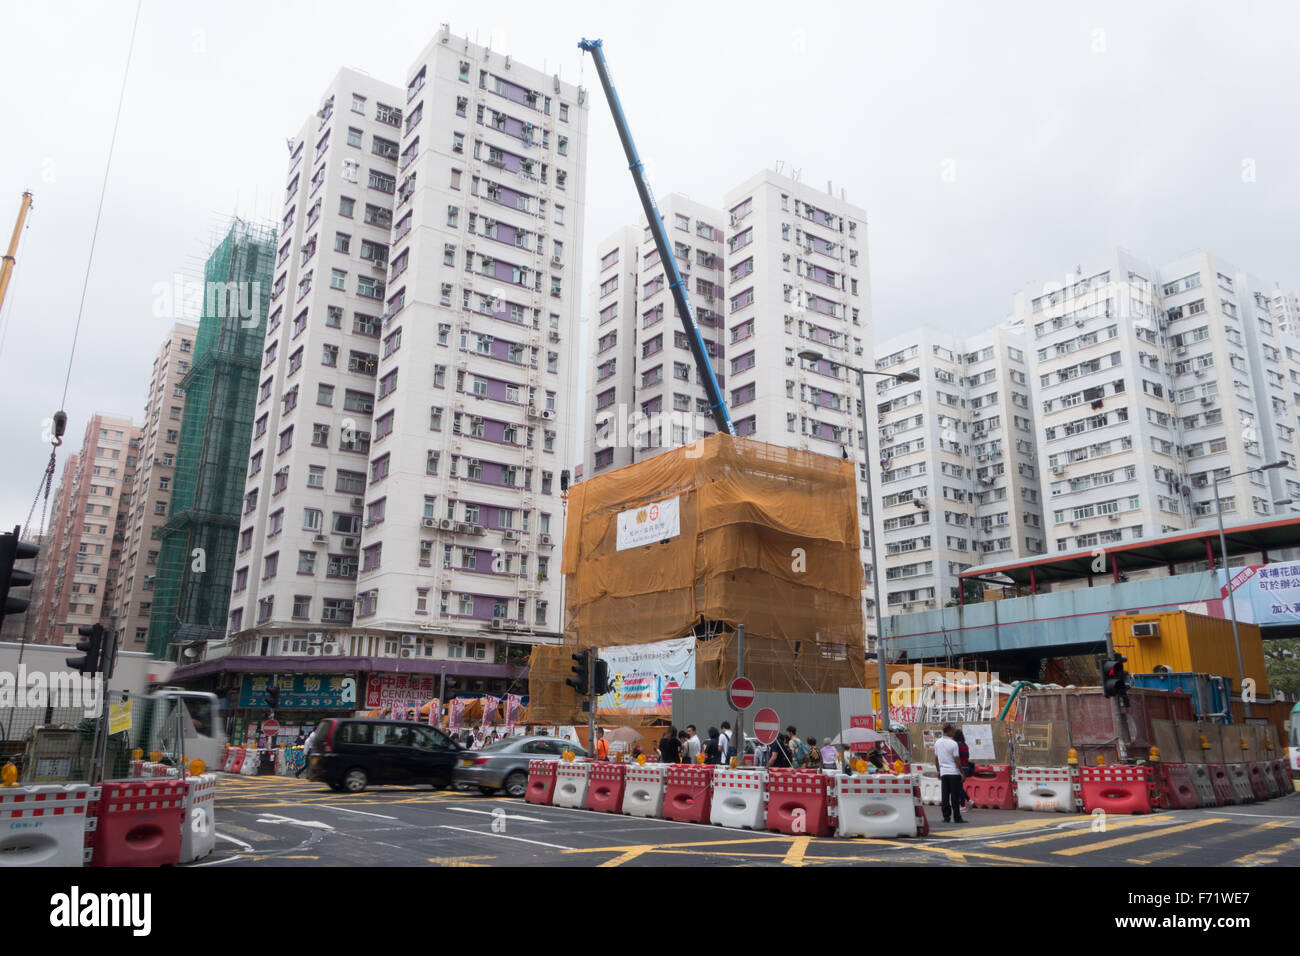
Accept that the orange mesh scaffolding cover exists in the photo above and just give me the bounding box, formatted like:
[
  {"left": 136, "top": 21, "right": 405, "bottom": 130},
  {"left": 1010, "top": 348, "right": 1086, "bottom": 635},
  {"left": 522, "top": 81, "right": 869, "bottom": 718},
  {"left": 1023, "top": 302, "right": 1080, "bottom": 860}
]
[{"left": 562, "top": 435, "right": 865, "bottom": 649}]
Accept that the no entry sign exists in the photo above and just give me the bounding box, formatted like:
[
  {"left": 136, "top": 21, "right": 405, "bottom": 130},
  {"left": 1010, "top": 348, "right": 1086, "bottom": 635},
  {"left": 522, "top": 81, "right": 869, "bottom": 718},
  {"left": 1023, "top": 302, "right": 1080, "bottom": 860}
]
[
  {"left": 752, "top": 708, "right": 780, "bottom": 745},
  {"left": 262, "top": 719, "right": 280, "bottom": 736},
  {"left": 727, "top": 677, "right": 755, "bottom": 711}
]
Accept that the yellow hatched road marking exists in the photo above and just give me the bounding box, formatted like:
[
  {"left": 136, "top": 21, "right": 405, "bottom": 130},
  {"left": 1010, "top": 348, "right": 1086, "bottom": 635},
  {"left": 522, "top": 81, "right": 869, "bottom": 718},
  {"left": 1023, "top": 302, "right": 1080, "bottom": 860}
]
[
  {"left": 1129, "top": 819, "right": 1290, "bottom": 864},
  {"left": 1232, "top": 836, "right": 1300, "bottom": 867},
  {"left": 598, "top": 847, "right": 654, "bottom": 867},
  {"left": 1053, "top": 818, "right": 1226, "bottom": 856},
  {"left": 990, "top": 815, "right": 1177, "bottom": 848},
  {"left": 782, "top": 837, "right": 811, "bottom": 867},
  {"left": 428, "top": 855, "right": 495, "bottom": 867},
  {"left": 565, "top": 835, "right": 802, "bottom": 854}
]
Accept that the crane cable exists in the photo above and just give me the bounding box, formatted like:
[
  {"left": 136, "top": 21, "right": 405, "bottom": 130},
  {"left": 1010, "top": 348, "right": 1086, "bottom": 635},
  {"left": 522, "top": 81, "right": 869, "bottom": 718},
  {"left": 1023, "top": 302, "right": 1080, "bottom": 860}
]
[{"left": 23, "top": 0, "right": 142, "bottom": 548}]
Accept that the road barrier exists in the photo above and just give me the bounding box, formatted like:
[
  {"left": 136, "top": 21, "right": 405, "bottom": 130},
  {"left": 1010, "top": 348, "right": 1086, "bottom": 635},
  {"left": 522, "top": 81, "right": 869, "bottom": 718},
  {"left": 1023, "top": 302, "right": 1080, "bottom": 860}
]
[
  {"left": 964, "top": 765, "right": 1016, "bottom": 810},
  {"left": 180, "top": 774, "right": 218, "bottom": 863},
  {"left": 239, "top": 750, "right": 263, "bottom": 776},
  {"left": 0, "top": 784, "right": 99, "bottom": 867},
  {"left": 766, "top": 770, "right": 834, "bottom": 837},
  {"left": 1207, "top": 764, "right": 1236, "bottom": 805},
  {"left": 1245, "top": 762, "right": 1271, "bottom": 802},
  {"left": 1078, "top": 765, "right": 1158, "bottom": 815},
  {"left": 1014, "top": 767, "right": 1080, "bottom": 813},
  {"left": 227, "top": 748, "right": 245, "bottom": 774},
  {"left": 833, "top": 773, "right": 923, "bottom": 838},
  {"left": 622, "top": 763, "right": 668, "bottom": 818},
  {"left": 662, "top": 764, "right": 713, "bottom": 823},
  {"left": 1186, "top": 764, "right": 1217, "bottom": 807},
  {"left": 1157, "top": 763, "right": 1199, "bottom": 810},
  {"left": 524, "top": 759, "right": 557, "bottom": 806},
  {"left": 552, "top": 762, "right": 592, "bottom": 809},
  {"left": 914, "top": 764, "right": 941, "bottom": 806},
  {"left": 1226, "top": 763, "right": 1254, "bottom": 804},
  {"left": 88, "top": 780, "right": 185, "bottom": 867},
  {"left": 709, "top": 768, "right": 767, "bottom": 830},
  {"left": 585, "top": 762, "right": 627, "bottom": 814},
  {"left": 1269, "top": 759, "right": 1293, "bottom": 796}
]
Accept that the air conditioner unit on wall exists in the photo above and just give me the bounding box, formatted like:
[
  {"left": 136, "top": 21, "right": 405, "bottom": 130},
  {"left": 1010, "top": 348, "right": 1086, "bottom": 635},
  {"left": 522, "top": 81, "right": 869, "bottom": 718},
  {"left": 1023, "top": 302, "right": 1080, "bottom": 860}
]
[
  {"left": 421, "top": 517, "right": 436, "bottom": 529},
  {"left": 342, "top": 537, "right": 359, "bottom": 550}
]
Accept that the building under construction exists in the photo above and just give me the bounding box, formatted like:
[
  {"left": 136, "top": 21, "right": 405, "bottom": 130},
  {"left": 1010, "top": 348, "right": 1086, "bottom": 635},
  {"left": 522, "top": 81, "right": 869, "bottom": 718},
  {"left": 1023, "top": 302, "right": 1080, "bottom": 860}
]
[{"left": 147, "top": 220, "right": 275, "bottom": 659}]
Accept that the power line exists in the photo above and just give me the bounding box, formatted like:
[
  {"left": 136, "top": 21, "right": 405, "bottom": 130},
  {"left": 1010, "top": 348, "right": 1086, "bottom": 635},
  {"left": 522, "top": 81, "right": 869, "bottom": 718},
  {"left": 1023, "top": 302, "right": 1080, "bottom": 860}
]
[{"left": 59, "top": 0, "right": 143, "bottom": 409}]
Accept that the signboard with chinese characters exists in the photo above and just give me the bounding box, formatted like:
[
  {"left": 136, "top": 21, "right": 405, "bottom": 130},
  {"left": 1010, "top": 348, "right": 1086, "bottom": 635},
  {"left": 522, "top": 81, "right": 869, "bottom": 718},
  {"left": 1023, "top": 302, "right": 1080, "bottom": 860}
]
[
  {"left": 616, "top": 496, "right": 680, "bottom": 551},
  {"left": 595, "top": 636, "right": 695, "bottom": 715},
  {"left": 1210, "top": 561, "right": 1300, "bottom": 625},
  {"left": 239, "top": 673, "right": 357, "bottom": 710},
  {"left": 364, "top": 673, "right": 441, "bottom": 711}
]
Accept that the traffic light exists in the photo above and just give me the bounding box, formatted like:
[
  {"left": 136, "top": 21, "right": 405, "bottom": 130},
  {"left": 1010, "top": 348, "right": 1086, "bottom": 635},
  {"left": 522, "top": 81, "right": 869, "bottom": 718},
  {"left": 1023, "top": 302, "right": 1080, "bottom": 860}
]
[
  {"left": 67, "top": 624, "right": 106, "bottom": 675},
  {"left": 1102, "top": 655, "right": 1129, "bottom": 701},
  {"left": 265, "top": 682, "right": 281, "bottom": 712},
  {"left": 593, "top": 658, "right": 613, "bottom": 696},
  {"left": 0, "top": 525, "right": 39, "bottom": 629},
  {"left": 566, "top": 649, "right": 590, "bottom": 697}
]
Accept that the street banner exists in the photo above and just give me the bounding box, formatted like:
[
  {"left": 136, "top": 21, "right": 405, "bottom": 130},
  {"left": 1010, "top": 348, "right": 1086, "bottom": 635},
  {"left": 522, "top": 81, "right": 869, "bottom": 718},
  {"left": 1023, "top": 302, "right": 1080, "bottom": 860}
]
[
  {"left": 449, "top": 697, "right": 464, "bottom": 732},
  {"left": 428, "top": 697, "right": 441, "bottom": 728},
  {"left": 1208, "top": 560, "right": 1300, "bottom": 625},
  {"left": 506, "top": 694, "right": 522, "bottom": 735},
  {"left": 595, "top": 636, "right": 695, "bottom": 715},
  {"left": 616, "top": 496, "right": 680, "bottom": 551},
  {"left": 480, "top": 695, "right": 499, "bottom": 729}
]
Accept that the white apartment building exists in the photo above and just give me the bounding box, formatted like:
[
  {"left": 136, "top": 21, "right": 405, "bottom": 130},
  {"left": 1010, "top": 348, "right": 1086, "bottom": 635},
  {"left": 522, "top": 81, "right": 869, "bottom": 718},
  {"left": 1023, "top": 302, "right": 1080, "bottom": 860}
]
[
  {"left": 1011, "top": 248, "right": 1300, "bottom": 560},
  {"left": 112, "top": 322, "right": 197, "bottom": 651},
  {"left": 229, "top": 29, "right": 588, "bottom": 677},
  {"left": 872, "top": 326, "right": 1044, "bottom": 614},
  {"left": 587, "top": 195, "right": 727, "bottom": 476}
]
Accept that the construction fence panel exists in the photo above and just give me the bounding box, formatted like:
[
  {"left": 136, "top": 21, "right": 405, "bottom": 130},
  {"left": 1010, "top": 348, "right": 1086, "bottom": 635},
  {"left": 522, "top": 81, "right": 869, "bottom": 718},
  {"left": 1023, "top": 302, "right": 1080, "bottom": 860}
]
[{"left": 1152, "top": 719, "right": 1184, "bottom": 764}]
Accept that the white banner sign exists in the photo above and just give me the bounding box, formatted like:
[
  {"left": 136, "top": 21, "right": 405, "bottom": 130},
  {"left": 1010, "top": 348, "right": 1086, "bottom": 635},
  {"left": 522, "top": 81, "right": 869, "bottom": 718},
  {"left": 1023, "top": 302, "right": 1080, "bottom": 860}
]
[
  {"left": 616, "top": 496, "right": 681, "bottom": 551},
  {"left": 596, "top": 636, "right": 695, "bottom": 714}
]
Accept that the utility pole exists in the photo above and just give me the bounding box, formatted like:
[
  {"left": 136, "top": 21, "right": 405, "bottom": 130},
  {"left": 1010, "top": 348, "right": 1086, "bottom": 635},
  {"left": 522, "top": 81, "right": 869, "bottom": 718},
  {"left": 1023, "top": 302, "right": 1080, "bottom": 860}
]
[
  {"left": 438, "top": 665, "right": 447, "bottom": 732},
  {"left": 587, "top": 650, "right": 596, "bottom": 756},
  {"left": 735, "top": 624, "right": 744, "bottom": 765},
  {"left": 1104, "top": 630, "right": 1130, "bottom": 763}
]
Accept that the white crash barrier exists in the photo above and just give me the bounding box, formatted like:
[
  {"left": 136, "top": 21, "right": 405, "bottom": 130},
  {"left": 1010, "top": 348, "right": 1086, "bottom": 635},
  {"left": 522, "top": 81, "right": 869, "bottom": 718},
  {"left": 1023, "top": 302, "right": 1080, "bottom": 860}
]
[
  {"left": 914, "top": 764, "right": 941, "bottom": 806},
  {"left": 709, "top": 768, "right": 767, "bottom": 830},
  {"left": 833, "top": 773, "right": 921, "bottom": 838},
  {"left": 552, "top": 761, "right": 592, "bottom": 809},
  {"left": 0, "top": 784, "right": 100, "bottom": 867},
  {"left": 179, "top": 774, "right": 218, "bottom": 863},
  {"left": 1014, "top": 766, "right": 1079, "bottom": 813},
  {"left": 621, "top": 762, "right": 668, "bottom": 818}
]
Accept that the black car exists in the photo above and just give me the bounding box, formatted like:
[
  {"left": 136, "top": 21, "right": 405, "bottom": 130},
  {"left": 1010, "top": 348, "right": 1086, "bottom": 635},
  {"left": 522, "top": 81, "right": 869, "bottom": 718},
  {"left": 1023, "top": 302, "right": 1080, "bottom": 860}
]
[{"left": 306, "top": 718, "right": 467, "bottom": 793}]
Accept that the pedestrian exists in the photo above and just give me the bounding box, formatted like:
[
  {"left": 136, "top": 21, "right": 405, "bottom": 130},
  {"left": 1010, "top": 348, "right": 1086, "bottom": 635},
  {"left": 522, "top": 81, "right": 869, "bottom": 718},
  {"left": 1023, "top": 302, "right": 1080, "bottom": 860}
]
[
  {"left": 719, "top": 721, "right": 733, "bottom": 763},
  {"left": 704, "top": 727, "right": 722, "bottom": 764},
  {"left": 296, "top": 727, "right": 317, "bottom": 778},
  {"left": 595, "top": 727, "right": 609, "bottom": 761},
  {"left": 820, "top": 737, "right": 838, "bottom": 770},
  {"left": 766, "top": 732, "right": 794, "bottom": 768},
  {"left": 786, "top": 726, "right": 808, "bottom": 767},
  {"left": 678, "top": 729, "right": 691, "bottom": 761},
  {"left": 659, "top": 725, "right": 682, "bottom": 764},
  {"left": 954, "top": 728, "right": 973, "bottom": 812},
  {"left": 684, "top": 725, "right": 702, "bottom": 762},
  {"left": 935, "top": 723, "right": 965, "bottom": 824}
]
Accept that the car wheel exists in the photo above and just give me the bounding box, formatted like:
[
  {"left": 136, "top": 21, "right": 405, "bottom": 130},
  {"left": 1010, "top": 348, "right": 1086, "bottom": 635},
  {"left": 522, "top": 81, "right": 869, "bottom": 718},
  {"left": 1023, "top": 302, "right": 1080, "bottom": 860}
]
[
  {"left": 505, "top": 771, "right": 527, "bottom": 798},
  {"left": 478, "top": 786, "right": 498, "bottom": 796},
  {"left": 343, "top": 768, "right": 368, "bottom": 793}
]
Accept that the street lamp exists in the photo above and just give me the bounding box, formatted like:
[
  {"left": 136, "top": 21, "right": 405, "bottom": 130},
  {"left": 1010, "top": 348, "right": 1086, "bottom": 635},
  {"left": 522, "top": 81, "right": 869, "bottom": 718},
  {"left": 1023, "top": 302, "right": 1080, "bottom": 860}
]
[
  {"left": 1212, "top": 458, "right": 1287, "bottom": 719},
  {"left": 799, "top": 348, "right": 919, "bottom": 732}
]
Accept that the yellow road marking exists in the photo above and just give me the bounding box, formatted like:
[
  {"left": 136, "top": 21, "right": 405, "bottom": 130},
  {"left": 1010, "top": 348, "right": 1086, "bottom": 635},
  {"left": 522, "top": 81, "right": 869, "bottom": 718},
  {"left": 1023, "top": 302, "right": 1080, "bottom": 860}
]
[
  {"left": 598, "top": 846, "right": 654, "bottom": 867},
  {"left": 990, "top": 815, "right": 1177, "bottom": 848},
  {"left": 1232, "top": 835, "right": 1300, "bottom": 866},
  {"left": 428, "top": 855, "right": 495, "bottom": 867},
  {"left": 1129, "top": 819, "right": 1290, "bottom": 864},
  {"left": 782, "top": 837, "right": 811, "bottom": 867},
  {"left": 564, "top": 835, "right": 802, "bottom": 854},
  {"left": 1053, "top": 818, "right": 1226, "bottom": 857}
]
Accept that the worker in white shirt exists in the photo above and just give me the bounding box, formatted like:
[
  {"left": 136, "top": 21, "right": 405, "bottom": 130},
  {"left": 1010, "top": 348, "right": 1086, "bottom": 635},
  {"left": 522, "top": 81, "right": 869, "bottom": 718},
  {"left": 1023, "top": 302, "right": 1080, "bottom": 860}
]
[{"left": 934, "top": 723, "right": 965, "bottom": 824}]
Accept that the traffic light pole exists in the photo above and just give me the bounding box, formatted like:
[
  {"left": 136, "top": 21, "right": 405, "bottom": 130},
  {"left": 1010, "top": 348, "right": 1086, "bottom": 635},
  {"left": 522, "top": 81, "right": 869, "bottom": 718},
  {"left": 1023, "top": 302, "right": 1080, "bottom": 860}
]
[
  {"left": 587, "top": 652, "right": 596, "bottom": 758},
  {"left": 1104, "top": 632, "right": 1130, "bottom": 763}
]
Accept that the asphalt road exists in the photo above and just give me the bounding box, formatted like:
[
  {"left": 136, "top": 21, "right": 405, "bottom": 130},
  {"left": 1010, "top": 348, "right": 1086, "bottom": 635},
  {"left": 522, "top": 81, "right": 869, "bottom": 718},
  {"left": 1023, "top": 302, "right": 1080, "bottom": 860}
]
[{"left": 193, "top": 773, "right": 1300, "bottom": 867}]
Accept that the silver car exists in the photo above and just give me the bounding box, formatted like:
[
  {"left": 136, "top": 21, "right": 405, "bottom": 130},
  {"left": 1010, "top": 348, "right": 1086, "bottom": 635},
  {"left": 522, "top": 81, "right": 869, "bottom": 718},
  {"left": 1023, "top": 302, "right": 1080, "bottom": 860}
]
[{"left": 452, "top": 735, "right": 589, "bottom": 797}]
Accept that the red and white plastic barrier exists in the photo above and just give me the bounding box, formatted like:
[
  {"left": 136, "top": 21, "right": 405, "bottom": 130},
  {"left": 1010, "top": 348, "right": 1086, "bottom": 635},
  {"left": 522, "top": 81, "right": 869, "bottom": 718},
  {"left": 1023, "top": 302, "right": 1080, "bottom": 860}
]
[
  {"left": 180, "top": 774, "right": 218, "bottom": 863},
  {"left": 1157, "top": 764, "right": 1199, "bottom": 810},
  {"left": 914, "top": 764, "right": 941, "bottom": 806},
  {"left": 1226, "top": 764, "right": 1254, "bottom": 804},
  {"left": 964, "top": 765, "right": 1016, "bottom": 810},
  {"left": 766, "top": 770, "right": 834, "bottom": 837},
  {"left": 0, "top": 784, "right": 99, "bottom": 867},
  {"left": 621, "top": 763, "right": 668, "bottom": 818},
  {"left": 1245, "top": 763, "right": 1272, "bottom": 802},
  {"left": 1270, "top": 759, "right": 1293, "bottom": 796},
  {"left": 1207, "top": 764, "right": 1236, "bottom": 805},
  {"left": 1078, "top": 765, "right": 1158, "bottom": 815},
  {"left": 833, "top": 772, "right": 924, "bottom": 838},
  {"left": 88, "top": 780, "right": 185, "bottom": 867},
  {"left": 709, "top": 768, "right": 767, "bottom": 830},
  {"left": 1185, "top": 764, "right": 1217, "bottom": 807},
  {"left": 585, "top": 762, "right": 628, "bottom": 814},
  {"left": 524, "top": 759, "right": 557, "bottom": 806},
  {"left": 662, "top": 764, "right": 713, "bottom": 823},
  {"left": 1014, "top": 766, "right": 1080, "bottom": 813},
  {"left": 552, "top": 761, "right": 592, "bottom": 809}
]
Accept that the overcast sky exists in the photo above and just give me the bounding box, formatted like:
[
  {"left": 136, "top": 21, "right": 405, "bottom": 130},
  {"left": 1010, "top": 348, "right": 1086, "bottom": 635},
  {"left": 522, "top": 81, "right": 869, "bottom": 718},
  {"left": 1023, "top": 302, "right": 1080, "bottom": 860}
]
[{"left": 1, "top": 0, "right": 1297, "bottom": 532}]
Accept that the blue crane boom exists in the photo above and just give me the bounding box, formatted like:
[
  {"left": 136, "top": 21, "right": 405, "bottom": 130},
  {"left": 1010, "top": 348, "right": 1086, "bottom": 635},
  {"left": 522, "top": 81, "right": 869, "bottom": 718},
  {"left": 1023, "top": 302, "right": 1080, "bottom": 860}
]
[{"left": 578, "top": 38, "right": 735, "bottom": 437}]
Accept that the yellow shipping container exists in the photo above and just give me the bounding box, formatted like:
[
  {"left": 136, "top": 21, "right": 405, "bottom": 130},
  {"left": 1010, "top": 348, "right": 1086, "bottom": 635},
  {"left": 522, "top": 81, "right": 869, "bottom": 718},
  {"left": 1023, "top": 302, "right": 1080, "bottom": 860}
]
[{"left": 1110, "top": 610, "right": 1270, "bottom": 697}]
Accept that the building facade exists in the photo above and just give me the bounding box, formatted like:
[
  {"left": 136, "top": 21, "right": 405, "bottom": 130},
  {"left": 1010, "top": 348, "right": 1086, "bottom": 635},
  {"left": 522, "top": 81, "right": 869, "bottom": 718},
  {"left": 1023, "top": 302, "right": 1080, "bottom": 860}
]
[
  {"left": 29, "top": 416, "right": 141, "bottom": 646},
  {"left": 112, "top": 322, "right": 197, "bottom": 652}
]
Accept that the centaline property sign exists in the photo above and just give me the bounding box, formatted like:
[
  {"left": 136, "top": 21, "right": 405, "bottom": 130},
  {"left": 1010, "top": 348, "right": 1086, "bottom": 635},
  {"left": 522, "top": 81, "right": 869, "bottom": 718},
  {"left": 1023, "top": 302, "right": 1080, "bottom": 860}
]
[{"left": 616, "top": 496, "right": 680, "bottom": 551}]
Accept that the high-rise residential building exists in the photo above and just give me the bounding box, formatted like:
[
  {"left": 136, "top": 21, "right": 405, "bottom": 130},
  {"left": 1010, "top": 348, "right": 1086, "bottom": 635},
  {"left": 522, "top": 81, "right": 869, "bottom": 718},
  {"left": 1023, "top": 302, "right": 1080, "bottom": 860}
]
[
  {"left": 586, "top": 196, "right": 727, "bottom": 476},
  {"left": 30, "top": 416, "right": 141, "bottom": 645},
  {"left": 112, "top": 322, "right": 197, "bottom": 652},
  {"left": 1010, "top": 249, "right": 1300, "bottom": 558},
  {"left": 872, "top": 325, "right": 1045, "bottom": 613},
  {"left": 229, "top": 28, "right": 589, "bottom": 680},
  {"left": 1269, "top": 289, "right": 1300, "bottom": 336},
  {"left": 584, "top": 169, "right": 877, "bottom": 635},
  {"left": 147, "top": 221, "right": 275, "bottom": 659}
]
